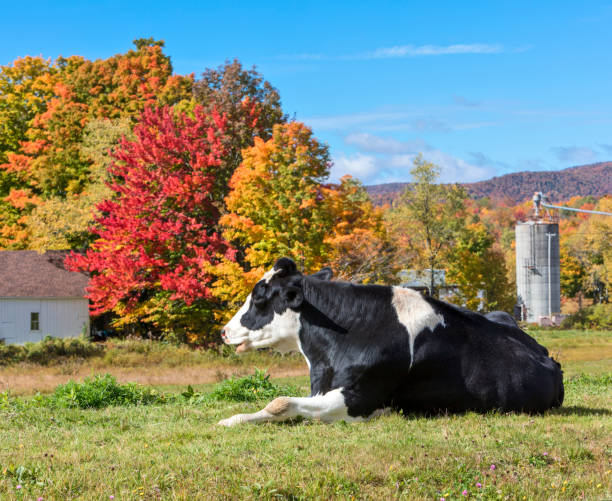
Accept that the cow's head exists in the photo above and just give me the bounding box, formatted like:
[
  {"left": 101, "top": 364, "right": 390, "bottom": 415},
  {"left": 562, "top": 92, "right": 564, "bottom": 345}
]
[{"left": 221, "top": 257, "right": 333, "bottom": 354}]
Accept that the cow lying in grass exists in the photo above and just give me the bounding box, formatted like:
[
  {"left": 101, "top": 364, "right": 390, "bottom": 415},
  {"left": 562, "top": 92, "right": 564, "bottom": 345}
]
[{"left": 219, "top": 258, "right": 563, "bottom": 426}]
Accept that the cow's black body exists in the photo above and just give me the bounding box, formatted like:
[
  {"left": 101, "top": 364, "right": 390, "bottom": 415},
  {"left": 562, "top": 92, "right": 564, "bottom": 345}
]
[
  {"left": 299, "top": 276, "right": 563, "bottom": 416},
  {"left": 231, "top": 258, "right": 564, "bottom": 419},
  {"left": 485, "top": 310, "right": 519, "bottom": 328}
]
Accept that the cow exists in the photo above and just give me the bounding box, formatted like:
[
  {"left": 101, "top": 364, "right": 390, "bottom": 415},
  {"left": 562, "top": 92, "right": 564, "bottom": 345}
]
[{"left": 218, "top": 257, "right": 563, "bottom": 426}]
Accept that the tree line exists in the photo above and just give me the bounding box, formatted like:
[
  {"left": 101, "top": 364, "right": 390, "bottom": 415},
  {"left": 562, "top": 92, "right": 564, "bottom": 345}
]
[{"left": 1, "top": 39, "right": 609, "bottom": 342}]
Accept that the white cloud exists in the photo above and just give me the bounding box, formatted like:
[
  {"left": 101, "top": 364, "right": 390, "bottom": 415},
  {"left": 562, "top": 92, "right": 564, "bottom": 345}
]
[
  {"left": 305, "top": 111, "right": 496, "bottom": 133},
  {"left": 410, "top": 117, "right": 451, "bottom": 133},
  {"left": 331, "top": 153, "right": 380, "bottom": 181},
  {"left": 361, "top": 43, "right": 503, "bottom": 59},
  {"left": 468, "top": 151, "right": 510, "bottom": 171},
  {"left": 418, "top": 151, "right": 494, "bottom": 183},
  {"left": 386, "top": 152, "right": 492, "bottom": 183},
  {"left": 278, "top": 43, "right": 519, "bottom": 62},
  {"left": 332, "top": 132, "right": 495, "bottom": 184}
]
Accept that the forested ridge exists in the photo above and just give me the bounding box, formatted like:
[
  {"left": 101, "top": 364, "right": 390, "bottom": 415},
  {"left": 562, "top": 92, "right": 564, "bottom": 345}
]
[{"left": 366, "top": 162, "right": 612, "bottom": 206}]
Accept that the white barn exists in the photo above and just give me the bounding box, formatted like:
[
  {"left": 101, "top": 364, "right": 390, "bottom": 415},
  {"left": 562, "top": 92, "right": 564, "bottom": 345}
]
[{"left": 0, "top": 250, "right": 89, "bottom": 345}]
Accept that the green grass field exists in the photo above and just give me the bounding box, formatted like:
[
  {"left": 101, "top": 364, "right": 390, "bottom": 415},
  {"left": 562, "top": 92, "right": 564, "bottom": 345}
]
[{"left": 1, "top": 330, "right": 610, "bottom": 500}]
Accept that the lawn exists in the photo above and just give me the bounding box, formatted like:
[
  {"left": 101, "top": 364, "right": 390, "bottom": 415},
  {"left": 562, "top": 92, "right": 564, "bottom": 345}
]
[{"left": 1, "top": 330, "right": 610, "bottom": 500}]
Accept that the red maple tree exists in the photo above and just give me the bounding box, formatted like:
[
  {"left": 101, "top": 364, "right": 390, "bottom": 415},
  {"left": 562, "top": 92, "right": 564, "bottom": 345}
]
[{"left": 66, "top": 105, "right": 235, "bottom": 339}]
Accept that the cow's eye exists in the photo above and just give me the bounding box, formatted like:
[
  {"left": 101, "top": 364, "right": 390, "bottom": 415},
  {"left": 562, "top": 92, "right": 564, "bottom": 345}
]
[{"left": 253, "top": 298, "right": 267, "bottom": 309}]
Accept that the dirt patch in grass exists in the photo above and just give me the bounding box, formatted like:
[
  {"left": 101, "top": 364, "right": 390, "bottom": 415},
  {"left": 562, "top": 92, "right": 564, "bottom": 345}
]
[{"left": 0, "top": 364, "right": 308, "bottom": 395}]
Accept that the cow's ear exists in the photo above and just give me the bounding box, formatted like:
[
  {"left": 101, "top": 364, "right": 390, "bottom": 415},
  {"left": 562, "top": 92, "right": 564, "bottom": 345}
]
[
  {"left": 281, "top": 286, "right": 303, "bottom": 308},
  {"left": 310, "top": 267, "right": 333, "bottom": 281},
  {"left": 274, "top": 257, "right": 298, "bottom": 277}
]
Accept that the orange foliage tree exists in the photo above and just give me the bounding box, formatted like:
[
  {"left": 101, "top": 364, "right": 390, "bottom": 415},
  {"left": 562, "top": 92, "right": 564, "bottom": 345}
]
[
  {"left": 215, "top": 122, "right": 331, "bottom": 306},
  {"left": 323, "top": 176, "right": 396, "bottom": 283},
  {"left": 215, "top": 122, "right": 392, "bottom": 314},
  {"left": 0, "top": 39, "right": 193, "bottom": 248}
]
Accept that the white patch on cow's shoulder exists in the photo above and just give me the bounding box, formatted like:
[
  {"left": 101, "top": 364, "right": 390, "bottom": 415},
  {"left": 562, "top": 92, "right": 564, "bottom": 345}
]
[{"left": 391, "top": 287, "right": 445, "bottom": 367}]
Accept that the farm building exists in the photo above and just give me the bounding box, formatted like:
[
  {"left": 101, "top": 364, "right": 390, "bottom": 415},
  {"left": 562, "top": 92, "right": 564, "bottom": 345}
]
[{"left": 0, "top": 250, "right": 89, "bottom": 345}]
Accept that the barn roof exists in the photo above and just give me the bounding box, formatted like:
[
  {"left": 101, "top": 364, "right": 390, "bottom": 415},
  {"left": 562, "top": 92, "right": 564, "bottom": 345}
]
[{"left": 0, "top": 250, "right": 88, "bottom": 298}]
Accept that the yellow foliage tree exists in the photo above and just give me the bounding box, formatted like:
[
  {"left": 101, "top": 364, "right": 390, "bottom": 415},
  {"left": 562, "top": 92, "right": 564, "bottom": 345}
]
[
  {"left": 445, "top": 222, "right": 515, "bottom": 312},
  {"left": 216, "top": 121, "right": 332, "bottom": 306},
  {"left": 216, "top": 124, "right": 397, "bottom": 315},
  {"left": 323, "top": 175, "right": 397, "bottom": 283}
]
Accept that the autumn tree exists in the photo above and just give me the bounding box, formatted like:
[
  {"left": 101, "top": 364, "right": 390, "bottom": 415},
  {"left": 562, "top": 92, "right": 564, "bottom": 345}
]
[
  {"left": 0, "top": 39, "right": 193, "bottom": 248},
  {"left": 563, "top": 196, "right": 612, "bottom": 303},
  {"left": 324, "top": 175, "right": 397, "bottom": 283},
  {"left": 66, "top": 106, "right": 233, "bottom": 342},
  {"left": 27, "top": 118, "right": 133, "bottom": 250},
  {"left": 560, "top": 248, "right": 587, "bottom": 307},
  {"left": 0, "top": 56, "right": 56, "bottom": 165},
  {"left": 386, "top": 155, "right": 467, "bottom": 296},
  {"left": 445, "top": 222, "right": 514, "bottom": 312},
  {"left": 222, "top": 122, "right": 330, "bottom": 268},
  {"left": 193, "top": 59, "right": 285, "bottom": 194},
  {"left": 0, "top": 56, "right": 57, "bottom": 248},
  {"left": 213, "top": 122, "right": 332, "bottom": 309}
]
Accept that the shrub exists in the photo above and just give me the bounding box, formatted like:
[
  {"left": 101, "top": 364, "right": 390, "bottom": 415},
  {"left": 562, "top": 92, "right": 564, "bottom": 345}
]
[
  {"left": 181, "top": 369, "right": 302, "bottom": 404},
  {"left": 47, "top": 374, "right": 167, "bottom": 409},
  {"left": 561, "top": 304, "right": 612, "bottom": 329},
  {"left": 0, "top": 336, "right": 104, "bottom": 366}
]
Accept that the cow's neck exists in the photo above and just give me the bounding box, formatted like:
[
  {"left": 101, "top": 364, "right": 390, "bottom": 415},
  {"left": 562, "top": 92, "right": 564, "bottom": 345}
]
[{"left": 301, "top": 277, "right": 391, "bottom": 332}]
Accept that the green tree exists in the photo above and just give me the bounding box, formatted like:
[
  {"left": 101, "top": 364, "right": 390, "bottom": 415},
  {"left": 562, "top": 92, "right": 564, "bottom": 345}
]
[
  {"left": 445, "top": 222, "right": 514, "bottom": 312},
  {"left": 386, "top": 155, "right": 467, "bottom": 296}
]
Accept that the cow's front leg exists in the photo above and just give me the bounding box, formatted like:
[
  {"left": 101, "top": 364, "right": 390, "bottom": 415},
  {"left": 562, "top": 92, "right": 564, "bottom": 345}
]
[{"left": 218, "top": 388, "right": 380, "bottom": 426}]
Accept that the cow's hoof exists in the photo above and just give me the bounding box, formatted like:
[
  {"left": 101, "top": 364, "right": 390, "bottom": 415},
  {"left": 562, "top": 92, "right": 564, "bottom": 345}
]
[{"left": 218, "top": 415, "right": 244, "bottom": 427}]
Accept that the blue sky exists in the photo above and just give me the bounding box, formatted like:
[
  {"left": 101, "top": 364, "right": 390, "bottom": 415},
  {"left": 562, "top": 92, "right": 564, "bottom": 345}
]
[{"left": 2, "top": 1, "right": 611, "bottom": 185}]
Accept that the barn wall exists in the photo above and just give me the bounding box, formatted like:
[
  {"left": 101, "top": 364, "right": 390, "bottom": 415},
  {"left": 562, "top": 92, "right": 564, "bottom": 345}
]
[{"left": 0, "top": 298, "right": 89, "bottom": 345}]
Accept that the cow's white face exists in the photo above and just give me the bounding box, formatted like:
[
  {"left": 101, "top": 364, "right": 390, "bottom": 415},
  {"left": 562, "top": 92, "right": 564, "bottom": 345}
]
[
  {"left": 222, "top": 258, "right": 334, "bottom": 354},
  {"left": 222, "top": 259, "right": 305, "bottom": 354}
]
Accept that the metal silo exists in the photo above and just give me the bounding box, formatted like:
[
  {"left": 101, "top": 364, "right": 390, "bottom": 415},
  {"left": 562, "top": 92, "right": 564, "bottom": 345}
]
[{"left": 515, "top": 221, "right": 561, "bottom": 323}]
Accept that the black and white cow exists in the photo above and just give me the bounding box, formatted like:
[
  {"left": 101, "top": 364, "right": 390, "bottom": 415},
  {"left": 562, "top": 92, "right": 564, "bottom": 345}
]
[{"left": 219, "top": 258, "right": 563, "bottom": 426}]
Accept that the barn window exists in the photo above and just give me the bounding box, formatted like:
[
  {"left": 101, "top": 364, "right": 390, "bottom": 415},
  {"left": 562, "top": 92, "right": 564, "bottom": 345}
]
[{"left": 30, "top": 312, "right": 40, "bottom": 331}]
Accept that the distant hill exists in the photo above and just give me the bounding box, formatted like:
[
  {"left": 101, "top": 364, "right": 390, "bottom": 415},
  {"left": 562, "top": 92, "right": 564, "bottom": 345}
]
[{"left": 366, "top": 161, "right": 612, "bottom": 206}]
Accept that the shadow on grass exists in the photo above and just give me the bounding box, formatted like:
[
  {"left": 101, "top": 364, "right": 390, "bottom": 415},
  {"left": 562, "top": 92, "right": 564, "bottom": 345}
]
[
  {"left": 548, "top": 405, "right": 611, "bottom": 416},
  {"left": 394, "top": 405, "right": 612, "bottom": 419},
  {"left": 226, "top": 405, "right": 611, "bottom": 427}
]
